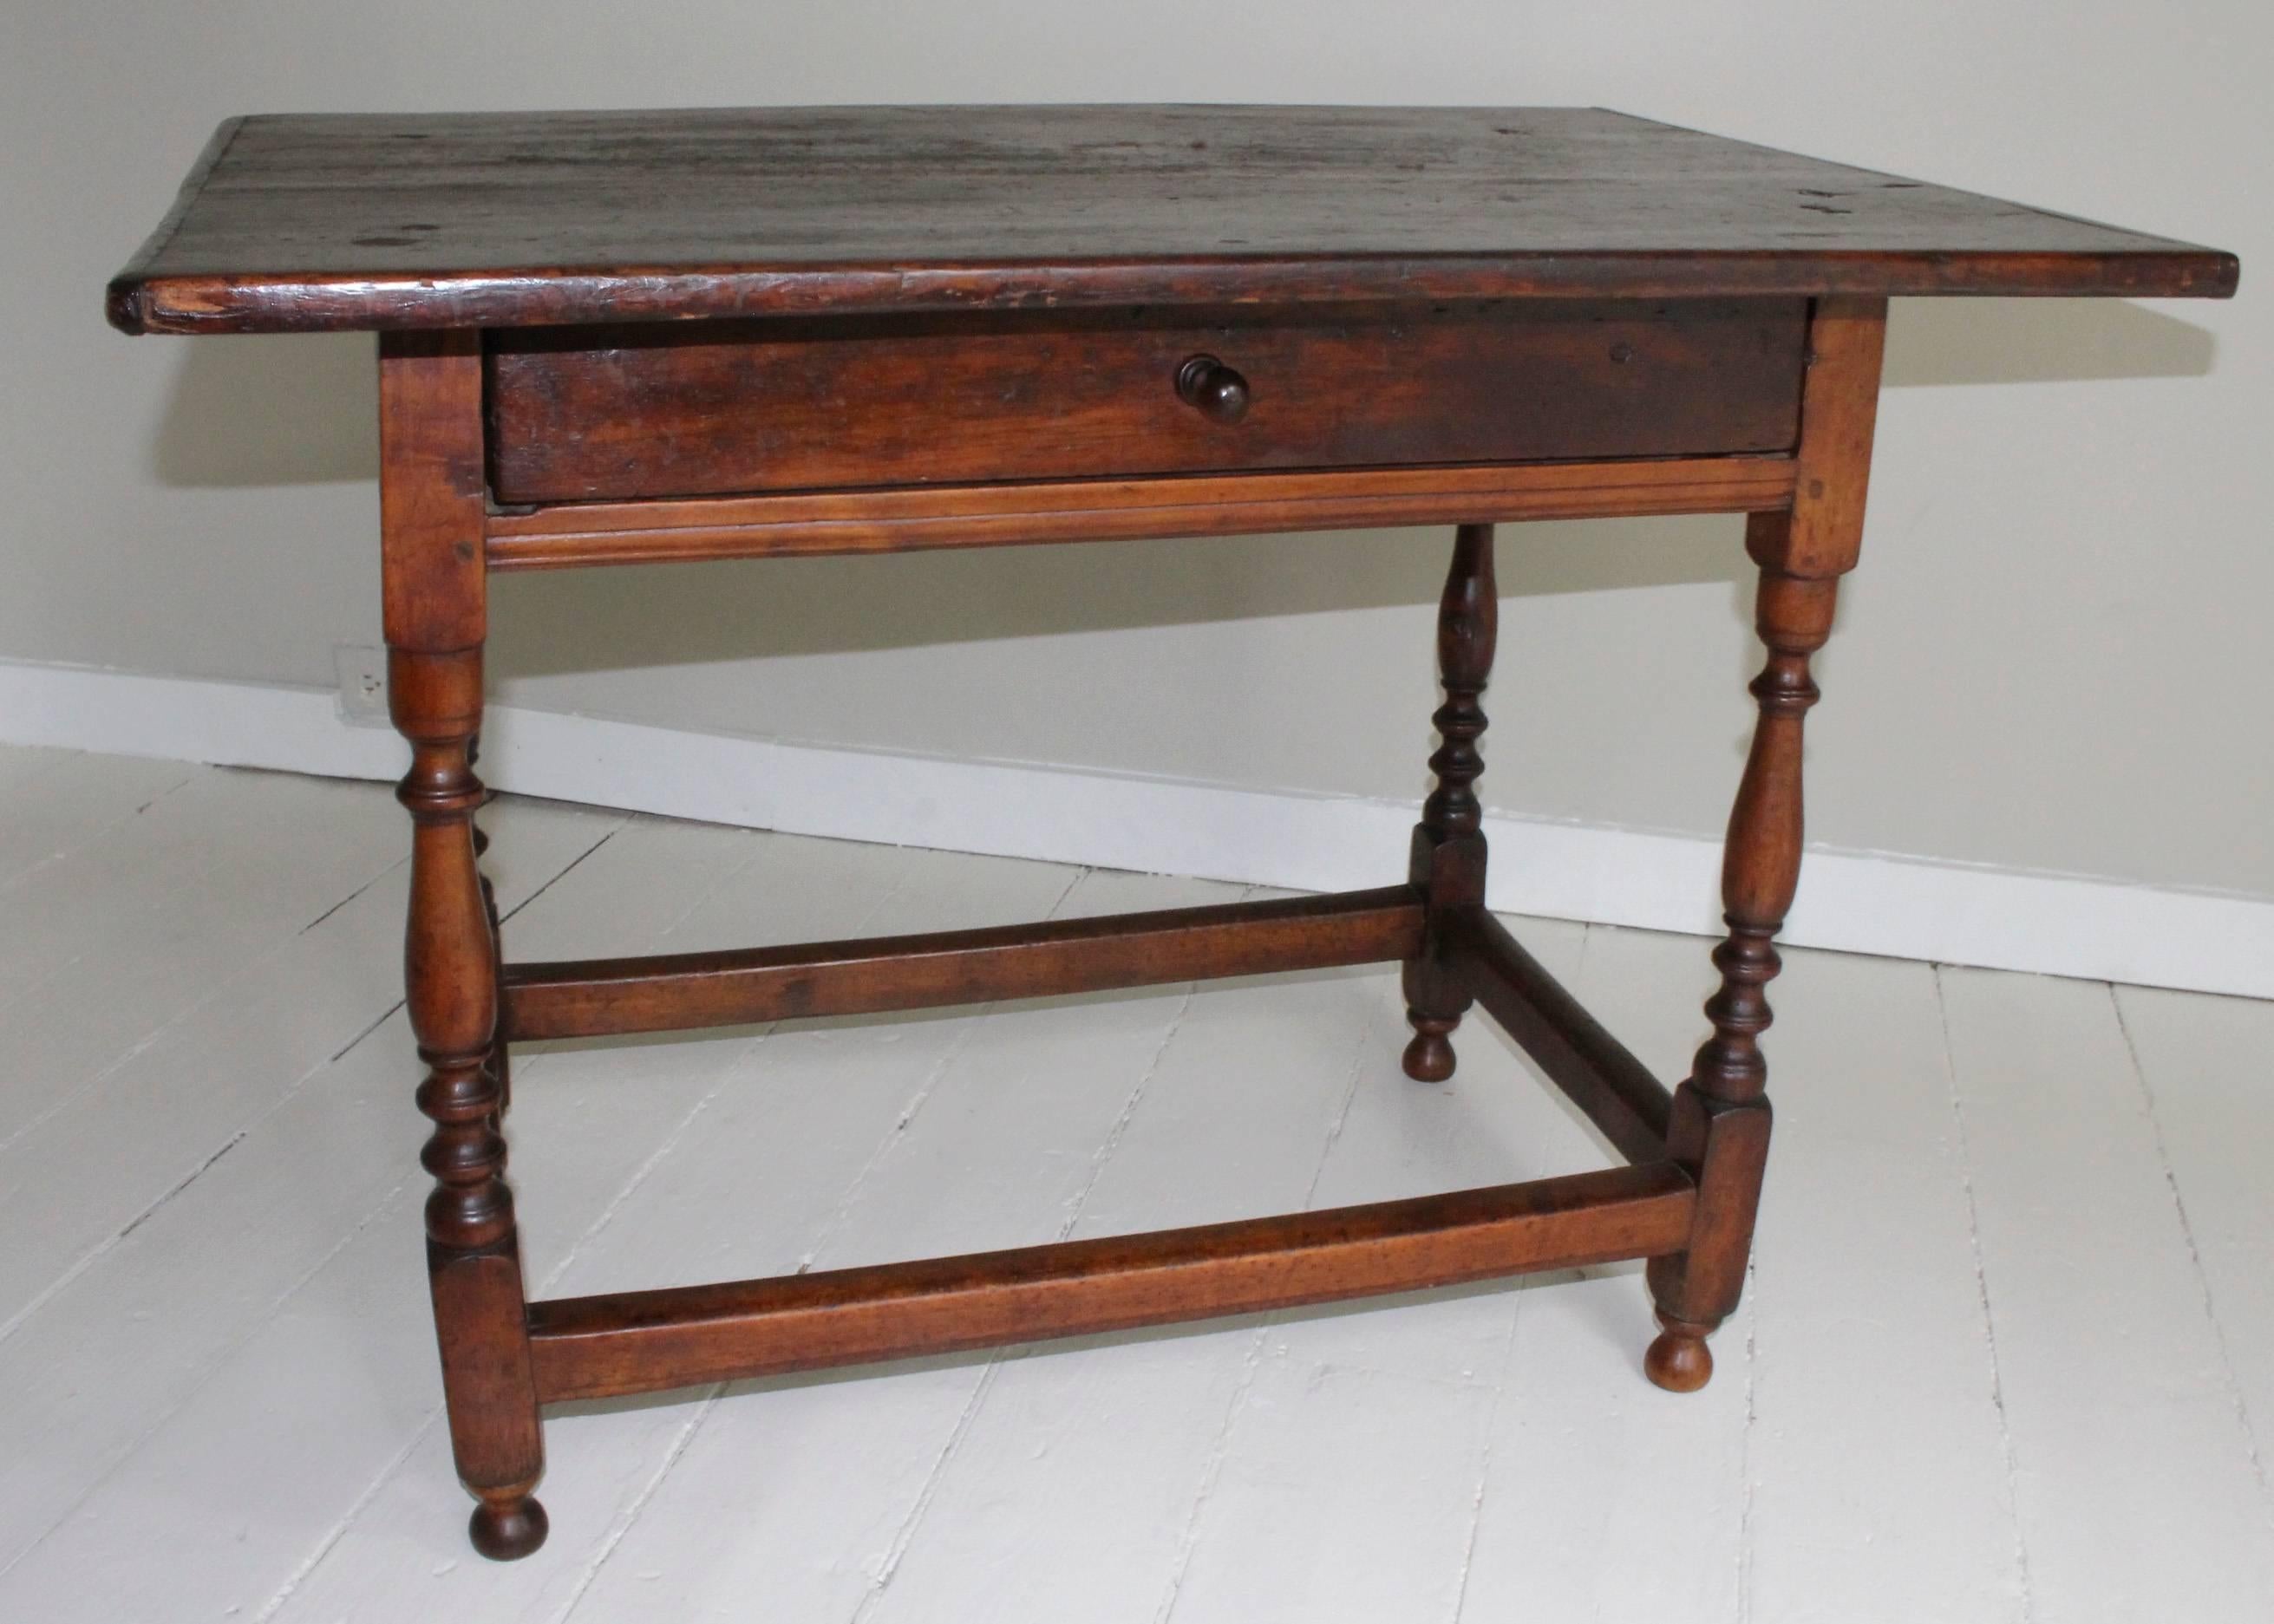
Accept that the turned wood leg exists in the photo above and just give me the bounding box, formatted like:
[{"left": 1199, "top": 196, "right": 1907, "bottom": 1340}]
[
  {"left": 380, "top": 329, "right": 546, "bottom": 1555},
  {"left": 469, "top": 741, "right": 511, "bottom": 1119},
  {"left": 395, "top": 649, "right": 547, "bottom": 1556},
  {"left": 1403, "top": 523, "right": 1497, "bottom": 1082},
  {"left": 1644, "top": 297, "right": 1885, "bottom": 1390},
  {"left": 1643, "top": 544, "right": 1841, "bottom": 1392}
]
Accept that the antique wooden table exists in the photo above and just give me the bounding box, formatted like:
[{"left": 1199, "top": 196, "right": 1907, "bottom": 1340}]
[{"left": 109, "top": 106, "right": 2236, "bottom": 1561}]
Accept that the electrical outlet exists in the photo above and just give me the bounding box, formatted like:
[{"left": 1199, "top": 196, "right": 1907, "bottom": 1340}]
[{"left": 334, "top": 643, "right": 390, "bottom": 725}]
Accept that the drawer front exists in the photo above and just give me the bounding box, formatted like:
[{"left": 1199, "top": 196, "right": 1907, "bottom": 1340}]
[{"left": 486, "top": 300, "right": 1807, "bottom": 505}]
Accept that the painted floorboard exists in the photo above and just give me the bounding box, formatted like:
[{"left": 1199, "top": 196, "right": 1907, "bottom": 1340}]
[
  {"left": 0, "top": 795, "right": 617, "bottom": 1338},
  {"left": 0, "top": 814, "right": 793, "bottom": 1618},
  {"left": 0, "top": 771, "right": 409, "bottom": 1151},
  {"left": 859, "top": 933, "right": 1487, "bottom": 1624},
  {"left": 266, "top": 843, "right": 1093, "bottom": 1623},
  {"left": 1157, "top": 921, "right": 1590, "bottom": 1624},
  {"left": 1743, "top": 947, "right": 2025, "bottom": 1623},
  {"left": 1, "top": 749, "right": 2271, "bottom": 1622},
  {"left": 548, "top": 871, "right": 1248, "bottom": 1624},
  {"left": 0, "top": 751, "right": 196, "bottom": 891},
  {"left": 2111, "top": 984, "right": 2274, "bottom": 1508},
  {"left": 1456, "top": 923, "right": 1748, "bottom": 1624},
  {"left": 1940, "top": 966, "right": 2274, "bottom": 1623},
  {"left": 0, "top": 798, "right": 615, "bottom": 1569}
]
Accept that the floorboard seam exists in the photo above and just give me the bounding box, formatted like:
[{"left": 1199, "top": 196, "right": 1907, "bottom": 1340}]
[
  {"left": 1442, "top": 1266, "right": 1530, "bottom": 1624},
  {"left": 794, "top": 864, "right": 1088, "bottom": 1277},
  {"left": 0, "top": 980, "right": 407, "bottom": 1353},
  {"left": 0, "top": 1126, "right": 247, "bottom": 1349},
  {"left": 1051, "top": 908, "right": 1212, "bottom": 1242},
  {"left": 1300, "top": 966, "right": 1385, "bottom": 1215},
  {"left": 848, "top": 1361, "right": 1008, "bottom": 1623},
  {"left": 36, "top": 753, "right": 2274, "bottom": 1614},
  {"left": 1931, "top": 965, "right": 2040, "bottom": 1623},
  {"left": 1150, "top": 1325, "right": 1271, "bottom": 1624},
  {"left": 1, "top": 778, "right": 404, "bottom": 1132},
  {"left": 496, "top": 815, "right": 634, "bottom": 927},
  {"left": 429, "top": 844, "right": 939, "bottom": 1601},
  {"left": 0, "top": 808, "right": 625, "bottom": 1351},
  {"left": 66, "top": 815, "right": 753, "bottom": 1608},
  {"left": 252, "top": 1405, "right": 435, "bottom": 1623},
  {"left": 2107, "top": 984, "right": 2272, "bottom": 1506},
  {"left": 116, "top": 1132, "right": 245, "bottom": 1239},
  {"left": 283, "top": 1005, "right": 772, "bottom": 1620},
  {"left": 845, "top": 870, "right": 1190, "bottom": 1618},
  {"left": 1148, "top": 975, "right": 1390, "bottom": 1624},
  {"left": 0, "top": 1176, "right": 422, "bottom": 1582},
  {"left": 0, "top": 814, "right": 408, "bottom": 1159},
  {"left": 1452, "top": 923, "right": 1591, "bottom": 1624},
  {"left": 549, "top": 1386, "right": 729, "bottom": 1624},
  {"left": 132, "top": 764, "right": 202, "bottom": 815},
  {"left": 298, "top": 854, "right": 406, "bottom": 935},
  {"left": 510, "top": 825, "right": 821, "bottom": 1291},
  {"left": 0, "top": 758, "right": 198, "bottom": 893}
]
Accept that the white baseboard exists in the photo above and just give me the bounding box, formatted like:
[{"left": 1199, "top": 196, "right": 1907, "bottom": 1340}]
[{"left": 3, "top": 657, "right": 2267, "bottom": 999}]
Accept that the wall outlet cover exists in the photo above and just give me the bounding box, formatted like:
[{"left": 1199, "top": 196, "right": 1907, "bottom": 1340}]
[{"left": 333, "top": 643, "right": 389, "bottom": 725}]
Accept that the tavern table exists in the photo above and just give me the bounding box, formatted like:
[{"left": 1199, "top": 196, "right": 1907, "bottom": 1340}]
[{"left": 108, "top": 106, "right": 2236, "bottom": 1560}]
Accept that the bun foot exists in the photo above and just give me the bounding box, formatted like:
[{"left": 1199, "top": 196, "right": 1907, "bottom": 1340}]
[
  {"left": 1402, "top": 1016, "right": 1458, "bottom": 1082},
  {"left": 1643, "top": 1315, "right": 1715, "bottom": 1392},
  {"left": 469, "top": 1492, "right": 549, "bottom": 1561}
]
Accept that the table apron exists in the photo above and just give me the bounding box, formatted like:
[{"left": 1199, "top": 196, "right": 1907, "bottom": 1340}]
[{"left": 484, "top": 454, "right": 1799, "bottom": 570}]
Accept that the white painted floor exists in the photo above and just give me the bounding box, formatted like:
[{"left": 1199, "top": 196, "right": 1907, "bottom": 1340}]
[{"left": 0, "top": 746, "right": 2269, "bottom": 1623}]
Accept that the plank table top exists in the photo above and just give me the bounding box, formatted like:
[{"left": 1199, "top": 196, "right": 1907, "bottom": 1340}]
[{"left": 108, "top": 105, "right": 2237, "bottom": 336}]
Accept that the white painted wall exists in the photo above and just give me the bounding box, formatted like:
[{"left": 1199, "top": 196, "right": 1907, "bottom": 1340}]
[{"left": 5, "top": 2, "right": 2268, "bottom": 897}]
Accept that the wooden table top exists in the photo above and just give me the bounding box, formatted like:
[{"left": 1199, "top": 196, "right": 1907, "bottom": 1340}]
[{"left": 108, "top": 105, "right": 2237, "bottom": 335}]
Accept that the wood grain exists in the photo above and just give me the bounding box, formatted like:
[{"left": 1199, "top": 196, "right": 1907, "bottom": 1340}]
[
  {"left": 502, "top": 885, "right": 1423, "bottom": 1041},
  {"left": 380, "top": 332, "right": 547, "bottom": 1559},
  {"left": 19, "top": 777, "right": 2273, "bottom": 1616},
  {"left": 1401, "top": 524, "right": 1497, "bottom": 1082},
  {"left": 376, "top": 331, "right": 485, "bottom": 652},
  {"left": 482, "top": 455, "right": 1800, "bottom": 570},
  {"left": 485, "top": 300, "right": 1807, "bottom": 502},
  {"left": 1447, "top": 906, "right": 1675, "bottom": 1163},
  {"left": 525, "top": 1163, "right": 1698, "bottom": 1403},
  {"left": 88, "top": 95, "right": 2246, "bottom": 1575},
  {"left": 107, "top": 106, "right": 2237, "bottom": 335},
  {"left": 1779, "top": 295, "right": 1889, "bottom": 577},
  {"left": 1644, "top": 294, "right": 1887, "bottom": 1394}
]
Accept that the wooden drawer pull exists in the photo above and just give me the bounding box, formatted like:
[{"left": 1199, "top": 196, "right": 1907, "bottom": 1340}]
[{"left": 1176, "top": 353, "right": 1251, "bottom": 422}]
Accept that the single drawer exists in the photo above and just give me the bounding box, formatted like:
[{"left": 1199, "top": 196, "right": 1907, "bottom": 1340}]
[{"left": 485, "top": 299, "right": 1807, "bottom": 505}]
